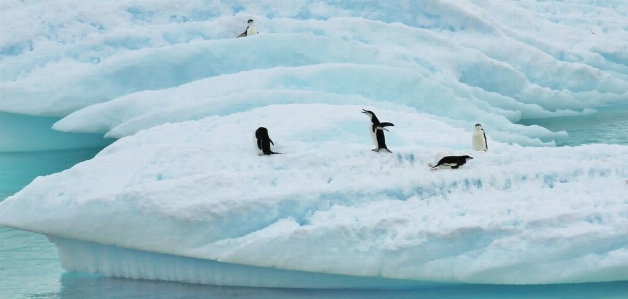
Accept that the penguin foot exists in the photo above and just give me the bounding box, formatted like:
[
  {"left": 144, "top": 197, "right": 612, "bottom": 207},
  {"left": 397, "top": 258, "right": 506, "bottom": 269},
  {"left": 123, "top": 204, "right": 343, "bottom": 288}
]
[{"left": 372, "top": 148, "right": 392, "bottom": 153}]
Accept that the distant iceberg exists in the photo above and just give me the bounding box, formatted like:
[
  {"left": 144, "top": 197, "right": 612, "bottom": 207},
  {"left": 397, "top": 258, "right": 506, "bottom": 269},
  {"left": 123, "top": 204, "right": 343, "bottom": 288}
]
[{"left": 1, "top": 0, "right": 627, "bottom": 288}]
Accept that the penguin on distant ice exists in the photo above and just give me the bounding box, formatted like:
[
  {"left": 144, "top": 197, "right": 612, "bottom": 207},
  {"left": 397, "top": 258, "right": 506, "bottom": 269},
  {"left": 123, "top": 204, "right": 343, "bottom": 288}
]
[
  {"left": 255, "top": 127, "right": 280, "bottom": 155},
  {"left": 237, "top": 19, "right": 257, "bottom": 38},
  {"left": 472, "top": 123, "right": 488, "bottom": 152},
  {"left": 429, "top": 155, "right": 473, "bottom": 170},
  {"left": 361, "top": 109, "right": 394, "bottom": 153}
]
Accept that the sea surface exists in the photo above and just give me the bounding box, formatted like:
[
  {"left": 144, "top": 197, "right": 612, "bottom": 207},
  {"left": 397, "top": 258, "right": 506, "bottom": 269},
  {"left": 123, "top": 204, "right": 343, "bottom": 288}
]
[
  {"left": 518, "top": 104, "right": 628, "bottom": 147},
  {"left": 1, "top": 110, "right": 628, "bottom": 299}
]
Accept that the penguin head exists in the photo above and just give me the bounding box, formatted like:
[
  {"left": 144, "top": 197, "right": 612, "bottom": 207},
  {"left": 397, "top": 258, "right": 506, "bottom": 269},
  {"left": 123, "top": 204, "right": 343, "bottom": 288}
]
[
  {"left": 362, "top": 109, "right": 376, "bottom": 120},
  {"left": 463, "top": 155, "right": 473, "bottom": 161},
  {"left": 255, "top": 127, "right": 269, "bottom": 139},
  {"left": 474, "top": 124, "right": 483, "bottom": 131},
  {"left": 247, "top": 19, "right": 254, "bottom": 24}
]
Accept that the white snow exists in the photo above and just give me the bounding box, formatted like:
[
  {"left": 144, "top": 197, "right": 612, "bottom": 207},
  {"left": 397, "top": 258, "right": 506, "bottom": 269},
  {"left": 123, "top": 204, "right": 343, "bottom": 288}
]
[{"left": 1, "top": 0, "right": 628, "bottom": 288}]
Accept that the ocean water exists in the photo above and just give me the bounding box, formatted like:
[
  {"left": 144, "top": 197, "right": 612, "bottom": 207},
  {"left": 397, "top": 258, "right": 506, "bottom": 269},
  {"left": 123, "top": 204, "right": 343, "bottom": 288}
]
[
  {"left": 1, "top": 114, "right": 628, "bottom": 299},
  {"left": 519, "top": 104, "right": 628, "bottom": 147},
  {"left": 0, "top": 148, "right": 104, "bottom": 298}
]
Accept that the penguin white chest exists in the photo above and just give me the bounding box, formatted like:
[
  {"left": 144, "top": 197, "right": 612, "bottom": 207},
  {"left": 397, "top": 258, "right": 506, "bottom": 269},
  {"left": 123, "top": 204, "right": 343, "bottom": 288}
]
[
  {"left": 246, "top": 25, "right": 257, "bottom": 36},
  {"left": 472, "top": 130, "right": 487, "bottom": 151},
  {"left": 369, "top": 125, "right": 378, "bottom": 148},
  {"left": 254, "top": 136, "right": 263, "bottom": 155}
]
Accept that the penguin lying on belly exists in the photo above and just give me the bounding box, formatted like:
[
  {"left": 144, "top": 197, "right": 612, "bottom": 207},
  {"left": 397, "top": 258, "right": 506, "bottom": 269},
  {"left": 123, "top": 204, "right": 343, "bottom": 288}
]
[
  {"left": 429, "top": 155, "right": 473, "bottom": 170},
  {"left": 361, "top": 109, "right": 394, "bottom": 153},
  {"left": 255, "top": 127, "right": 280, "bottom": 155}
]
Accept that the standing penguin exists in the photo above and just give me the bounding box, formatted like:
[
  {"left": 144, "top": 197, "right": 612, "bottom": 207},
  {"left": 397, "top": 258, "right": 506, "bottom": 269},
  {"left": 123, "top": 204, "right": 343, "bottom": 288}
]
[
  {"left": 237, "top": 19, "right": 257, "bottom": 38},
  {"left": 472, "top": 123, "right": 488, "bottom": 152},
  {"left": 361, "top": 109, "right": 394, "bottom": 153},
  {"left": 255, "top": 127, "right": 280, "bottom": 155}
]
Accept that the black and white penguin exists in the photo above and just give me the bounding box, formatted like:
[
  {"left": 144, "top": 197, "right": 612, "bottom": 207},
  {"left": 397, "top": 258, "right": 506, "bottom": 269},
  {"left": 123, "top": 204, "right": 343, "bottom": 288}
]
[
  {"left": 361, "top": 109, "right": 394, "bottom": 153},
  {"left": 255, "top": 127, "right": 280, "bottom": 155},
  {"left": 472, "top": 124, "right": 488, "bottom": 152},
  {"left": 429, "top": 155, "right": 473, "bottom": 170},
  {"left": 237, "top": 19, "right": 257, "bottom": 38}
]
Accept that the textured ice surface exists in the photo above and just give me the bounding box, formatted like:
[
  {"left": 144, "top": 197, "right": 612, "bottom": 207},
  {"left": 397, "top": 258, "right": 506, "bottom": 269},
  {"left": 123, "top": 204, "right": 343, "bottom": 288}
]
[
  {"left": 1, "top": 0, "right": 628, "bottom": 288},
  {"left": 2, "top": 0, "right": 627, "bottom": 149}
]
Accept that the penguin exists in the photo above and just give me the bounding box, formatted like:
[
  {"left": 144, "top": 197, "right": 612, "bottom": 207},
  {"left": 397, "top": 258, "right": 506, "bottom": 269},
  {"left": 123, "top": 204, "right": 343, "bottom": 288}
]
[
  {"left": 237, "top": 19, "right": 257, "bottom": 38},
  {"left": 255, "top": 127, "right": 280, "bottom": 155},
  {"left": 429, "top": 155, "right": 473, "bottom": 170},
  {"left": 472, "top": 123, "right": 488, "bottom": 152},
  {"left": 361, "top": 109, "right": 394, "bottom": 153}
]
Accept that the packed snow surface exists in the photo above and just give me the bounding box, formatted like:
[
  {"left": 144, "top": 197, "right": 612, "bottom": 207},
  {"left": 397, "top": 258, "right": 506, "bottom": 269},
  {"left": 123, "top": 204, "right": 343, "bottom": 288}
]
[{"left": 1, "top": 0, "right": 628, "bottom": 288}]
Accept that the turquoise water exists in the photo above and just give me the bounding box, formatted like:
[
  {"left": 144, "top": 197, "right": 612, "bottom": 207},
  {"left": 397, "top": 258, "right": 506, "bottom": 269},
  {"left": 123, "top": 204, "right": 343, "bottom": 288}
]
[
  {"left": 0, "top": 148, "right": 104, "bottom": 299},
  {"left": 2, "top": 111, "right": 628, "bottom": 298},
  {"left": 519, "top": 104, "right": 628, "bottom": 147}
]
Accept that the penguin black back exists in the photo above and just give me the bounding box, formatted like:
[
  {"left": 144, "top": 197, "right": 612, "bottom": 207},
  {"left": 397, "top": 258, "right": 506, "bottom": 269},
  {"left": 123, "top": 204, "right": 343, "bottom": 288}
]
[
  {"left": 255, "top": 127, "right": 280, "bottom": 155},
  {"left": 429, "top": 155, "right": 473, "bottom": 170}
]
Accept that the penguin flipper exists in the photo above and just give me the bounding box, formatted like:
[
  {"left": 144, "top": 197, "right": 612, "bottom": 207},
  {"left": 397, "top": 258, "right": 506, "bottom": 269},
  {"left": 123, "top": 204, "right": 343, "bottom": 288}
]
[{"left": 376, "top": 122, "right": 394, "bottom": 131}]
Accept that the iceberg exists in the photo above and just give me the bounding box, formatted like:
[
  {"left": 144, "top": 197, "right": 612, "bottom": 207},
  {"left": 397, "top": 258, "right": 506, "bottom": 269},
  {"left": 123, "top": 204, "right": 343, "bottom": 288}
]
[
  {"left": 2, "top": 104, "right": 628, "bottom": 286},
  {"left": 1, "top": 0, "right": 627, "bottom": 288}
]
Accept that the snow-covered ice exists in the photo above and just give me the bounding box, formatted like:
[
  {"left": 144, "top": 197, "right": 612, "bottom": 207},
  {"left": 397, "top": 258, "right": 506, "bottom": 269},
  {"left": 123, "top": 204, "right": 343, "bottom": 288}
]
[{"left": 1, "top": 0, "right": 627, "bottom": 288}]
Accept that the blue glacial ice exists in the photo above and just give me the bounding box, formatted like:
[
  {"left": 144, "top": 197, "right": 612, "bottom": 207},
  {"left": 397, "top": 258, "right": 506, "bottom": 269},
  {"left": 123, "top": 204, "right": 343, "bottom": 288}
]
[{"left": 1, "top": 0, "right": 627, "bottom": 288}]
